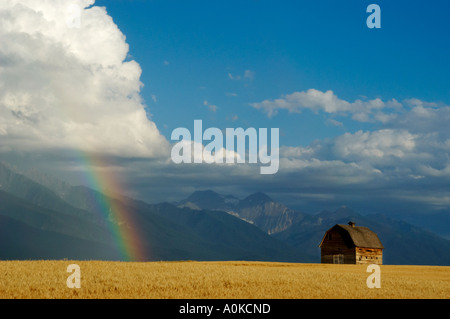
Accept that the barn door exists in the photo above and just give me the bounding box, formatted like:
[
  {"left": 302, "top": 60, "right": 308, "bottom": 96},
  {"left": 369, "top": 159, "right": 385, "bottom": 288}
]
[{"left": 333, "top": 254, "right": 344, "bottom": 264}]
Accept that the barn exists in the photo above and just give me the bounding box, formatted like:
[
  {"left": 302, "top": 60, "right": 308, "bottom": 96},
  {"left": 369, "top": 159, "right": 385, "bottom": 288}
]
[{"left": 319, "top": 221, "right": 383, "bottom": 264}]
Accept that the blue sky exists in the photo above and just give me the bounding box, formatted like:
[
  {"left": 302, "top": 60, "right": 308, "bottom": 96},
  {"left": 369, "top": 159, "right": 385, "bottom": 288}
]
[
  {"left": 96, "top": 0, "right": 450, "bottom": 147},
  {"left": 0, "top": 0, "right": 449, "bottom": 216}
]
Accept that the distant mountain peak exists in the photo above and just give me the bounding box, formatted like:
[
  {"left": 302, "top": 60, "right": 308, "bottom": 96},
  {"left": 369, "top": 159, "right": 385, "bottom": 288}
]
[
  {"left": 317, "top": 206, "right": 361, "bottom": 223},
  {"left": 178, "top": 190, "right": 235, "bottom": 211},
  {"left": 184, "top": 190, "right": 224, "bottom": 203},
  {"left": 193, "top": 190, "right": 219, "bottom": 195},
  {"left": 242, "top": 192, "right": 273, "bottom": 205}
]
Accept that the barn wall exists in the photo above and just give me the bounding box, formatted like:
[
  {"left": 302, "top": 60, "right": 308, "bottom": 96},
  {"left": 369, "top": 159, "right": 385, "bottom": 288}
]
[
  {"left": 320, "top": 230, "right": 355, "bottom": 264},
  {"left": 321, "top": 247, "right": 355, "bottom": 264},
  {"left": 355, "top": 247, "right": 383, "bottom": 265}
]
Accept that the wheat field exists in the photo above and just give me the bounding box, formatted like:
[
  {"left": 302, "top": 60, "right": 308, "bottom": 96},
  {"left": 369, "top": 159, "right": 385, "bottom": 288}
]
[{"left": 0, "top": 260, "right": 448, "bottom": 299}]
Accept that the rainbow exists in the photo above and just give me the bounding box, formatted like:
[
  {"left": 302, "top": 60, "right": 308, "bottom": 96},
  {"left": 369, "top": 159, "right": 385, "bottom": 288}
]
[{"left": 77, "top": 152, "right": 146, "bottom": 262}]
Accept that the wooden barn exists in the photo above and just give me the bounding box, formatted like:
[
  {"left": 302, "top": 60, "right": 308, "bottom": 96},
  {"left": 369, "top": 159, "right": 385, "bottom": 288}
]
[{"left": 319, "top": 221, "right": 383, "bottom": 264}]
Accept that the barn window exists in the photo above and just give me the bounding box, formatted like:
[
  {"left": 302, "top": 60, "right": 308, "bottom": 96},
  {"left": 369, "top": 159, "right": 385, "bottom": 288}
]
[{"left": 327, "top": 233, "right": 332, "bottom": 240}]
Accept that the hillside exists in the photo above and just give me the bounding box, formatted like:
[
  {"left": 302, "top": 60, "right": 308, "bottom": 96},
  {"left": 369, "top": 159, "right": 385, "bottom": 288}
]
[
  {"left": 0, "top": 162, "right": 303, "bottom": 262},
  {"left": 0, "top": 214, "right": 120, "bottom": 260}
]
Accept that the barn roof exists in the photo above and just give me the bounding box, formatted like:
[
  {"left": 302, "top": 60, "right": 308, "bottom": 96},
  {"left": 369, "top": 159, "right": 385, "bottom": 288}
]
[{"left": 319, "top": 222, "right": 384, "bottom": 249}]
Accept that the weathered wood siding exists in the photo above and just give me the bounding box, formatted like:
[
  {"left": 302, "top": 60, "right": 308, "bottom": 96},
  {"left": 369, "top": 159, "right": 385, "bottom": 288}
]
[
  {"left": 355, "top": 247, "right": 383, "bottom": 265},
  {"left": 320, "top": 230, "right": 356, "bottom": 264}
]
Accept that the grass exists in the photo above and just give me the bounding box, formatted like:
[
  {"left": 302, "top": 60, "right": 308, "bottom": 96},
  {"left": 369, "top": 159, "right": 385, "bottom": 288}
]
[{"left": 0, "top": 260, "right": 448, "bottom": 299}]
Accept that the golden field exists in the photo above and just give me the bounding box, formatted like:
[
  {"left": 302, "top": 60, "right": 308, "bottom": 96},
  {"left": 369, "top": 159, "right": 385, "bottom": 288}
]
[{"left": 0, "top": 260, "right": 448, "bottom": 299}]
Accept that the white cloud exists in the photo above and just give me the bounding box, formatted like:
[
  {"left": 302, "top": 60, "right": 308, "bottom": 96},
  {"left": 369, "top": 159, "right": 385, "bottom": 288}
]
[
  {"left": 250, "top": 88, "right": 402, "bottom": 121},
  {"left": 326, "top": 118, "right": 344, "bottom": 127},
  {"left": 333, "top": 129, "right": 417, "bottom": 160},
  {"left": 0, "top": 0, "right": 169, "bottom": 158},
  {"left": 203, "top": 100, "right": 218, "bottom": 112},
  {"left": 228, "top": 69, "right": 254, "bottom": 81},
  {"left": 277, "top": 114, "right": 449, "bottom": 186},
  {"left": 404, "top": 98, "right": 439, "bottom": 108},
  {"left": 392, "top": 103, "right": 450, "bottom": 137},
  {"left": 244, "top": 69, "right": 255, "bottom": 81}
]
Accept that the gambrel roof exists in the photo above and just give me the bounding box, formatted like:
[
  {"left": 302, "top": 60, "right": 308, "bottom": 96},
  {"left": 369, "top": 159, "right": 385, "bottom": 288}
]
[{"left": 319, "top": 222, "right": 384, "bottom": 249}]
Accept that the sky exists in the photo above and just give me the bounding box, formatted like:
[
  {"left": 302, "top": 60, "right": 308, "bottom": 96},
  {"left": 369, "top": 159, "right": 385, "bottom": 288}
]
[{"left": 0, "top": 0, "right": 449, "bottom": 215}]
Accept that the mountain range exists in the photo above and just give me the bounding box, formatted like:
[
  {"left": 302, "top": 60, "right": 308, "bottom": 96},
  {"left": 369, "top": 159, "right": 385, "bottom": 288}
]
[
  {"left": 179, "top": 190, "right": 450, "bottom": 265},
  {"left": 178, "top": 190, "right": 307, "bottom": 235},
  {"left": 1, "top": 161, "right": 450, "bottom": 265},
  {"left": 0, "top": 162, "right": 304, "bottom": 262}
]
